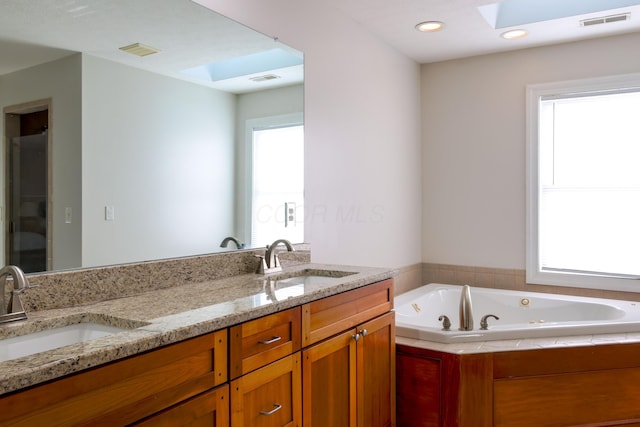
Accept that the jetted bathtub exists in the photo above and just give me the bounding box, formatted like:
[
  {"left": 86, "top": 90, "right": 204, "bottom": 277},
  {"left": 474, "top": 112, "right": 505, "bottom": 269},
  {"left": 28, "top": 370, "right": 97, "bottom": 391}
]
[{"left": 395, "top": 283, "right": 640, "bottom": 343}]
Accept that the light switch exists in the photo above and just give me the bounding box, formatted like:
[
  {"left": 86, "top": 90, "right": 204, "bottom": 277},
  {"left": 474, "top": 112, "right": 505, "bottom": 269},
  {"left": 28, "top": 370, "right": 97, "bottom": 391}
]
[{"left": 105, "top": 205, "right": 115, "bottom": 221}]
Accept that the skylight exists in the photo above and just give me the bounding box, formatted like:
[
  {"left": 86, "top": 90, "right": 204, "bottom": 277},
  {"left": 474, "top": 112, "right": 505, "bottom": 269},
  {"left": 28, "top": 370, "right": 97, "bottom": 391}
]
[
  {"left": 182, "top": 48, "right": 303, "bottom": 82},
  {"left": 479, "top": 0, "right": 640, "bottom": 29}
]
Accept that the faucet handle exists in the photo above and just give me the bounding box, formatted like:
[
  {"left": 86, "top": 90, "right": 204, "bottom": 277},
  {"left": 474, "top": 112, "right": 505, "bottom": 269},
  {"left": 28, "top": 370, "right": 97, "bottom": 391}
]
[
  {"left": 255, "top": 255, "right": 268, "bottom": 274},
  {"left": 480, "top": 314, "right": 500, "bottom": 330},
  {"left": 438, "top": 315, "right": 451, "bottom": 331}
]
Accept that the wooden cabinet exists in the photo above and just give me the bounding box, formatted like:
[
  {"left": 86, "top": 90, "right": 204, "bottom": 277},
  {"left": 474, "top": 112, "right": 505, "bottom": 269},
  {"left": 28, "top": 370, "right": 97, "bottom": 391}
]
[
  {"left": 0, "top": 330, "right": 228, "bottom": 427},
  {"left": 229, "top": 308, "right": 302, "bottom": 427},
  {"left": 230, "top": 353, "right": 302, "bottom": 427},
  {"left": 302, "top": 279, "right": 395, "bottom": 427},
  {"left": 397, "top": 341, "right": 640, "bottom": 427},
  {"left": 133, "top": 385, "right": 229, "bottom": 427},
  {"left": 230, "top": 307, "right": 301, "bottom": 379}
]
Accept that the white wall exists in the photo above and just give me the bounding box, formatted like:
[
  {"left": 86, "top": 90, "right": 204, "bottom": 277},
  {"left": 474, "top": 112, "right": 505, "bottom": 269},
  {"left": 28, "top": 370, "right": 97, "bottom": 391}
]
[
  {"left": 194, "top": 0, "right": 423, "bottom": 269},
  {"left": 0, "top": 54, "right": 82, "bottom": 270},
  {"left": 81, "top": 55, "right": 236, "bottom": 267},
  {"left": 422, "top": 32, "right": 640, "bottom": 269}
]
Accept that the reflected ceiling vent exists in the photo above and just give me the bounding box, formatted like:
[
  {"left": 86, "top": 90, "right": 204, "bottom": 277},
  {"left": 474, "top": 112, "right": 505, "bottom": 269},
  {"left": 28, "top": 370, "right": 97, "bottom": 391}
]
[
  {"left": 581, "top": 13, "right": 630, "bottom": 27},
  {"left": 249, "top": 74, "right": 281, "bottom": 82},
  {"left": 119, "top": 43, "right": 160, "bottom": 57}
]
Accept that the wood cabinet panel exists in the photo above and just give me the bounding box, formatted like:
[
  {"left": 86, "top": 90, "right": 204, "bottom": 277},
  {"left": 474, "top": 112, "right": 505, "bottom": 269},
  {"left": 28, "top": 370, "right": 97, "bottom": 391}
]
[
  {"left": 0, "top": 330, "right": 227, "bottom": 427},
  {"left": 494, "top": 367, "right": 640, "bottom": 426},
  {"left": 301, "top": 279, "right": 393, "bottom": 347},
  {"left": 302, "top": 329, "right": 357, "bottom": 427},
  {"left": 230, "top": 307, "right": 301, "bottom": 379},
  {"left": 132, "top": 385, "right": 229, "bottom": 427},
  {"left": 230, "top": 353, "right": 301, "bottom": 427},
  {"left": 357, "top": 311, "right": 395, "bottom": 427},
  {"left": 396, "top": 352, "right": 441, "bottom": 427}
]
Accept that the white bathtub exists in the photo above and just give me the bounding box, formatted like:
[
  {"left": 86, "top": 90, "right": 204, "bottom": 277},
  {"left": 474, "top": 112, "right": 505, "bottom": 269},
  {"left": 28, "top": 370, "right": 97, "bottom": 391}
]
[{"left": 395, "top": 283, "right": 640, "bottom": 343}]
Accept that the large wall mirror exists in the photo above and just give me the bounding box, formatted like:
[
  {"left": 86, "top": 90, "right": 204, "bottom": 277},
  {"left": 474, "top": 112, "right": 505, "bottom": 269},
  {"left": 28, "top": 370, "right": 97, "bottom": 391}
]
[{"left": 0, "top": 0, "right": 304, "bottom": 273}]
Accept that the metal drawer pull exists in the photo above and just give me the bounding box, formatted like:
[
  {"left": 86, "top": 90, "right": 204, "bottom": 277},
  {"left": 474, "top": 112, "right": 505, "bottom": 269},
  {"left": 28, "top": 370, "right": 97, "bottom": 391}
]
[
  {"left": 260, "top": 403, "right": 283, "bottom": 415},
  {"left": 353, "top": 333, "right": 360, "bottom": 342},
  {"left": 259, "top": 336, "right": 282, "bottom": 345},
  {"left": 359, "top": 329, "right": 368, "bottom": 337}
]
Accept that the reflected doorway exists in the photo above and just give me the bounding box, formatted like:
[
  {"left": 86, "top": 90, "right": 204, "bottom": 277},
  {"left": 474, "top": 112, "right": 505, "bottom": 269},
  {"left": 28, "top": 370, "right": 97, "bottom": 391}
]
[{"left": 3, "top": 99, "right": 52, "bottom": 272}]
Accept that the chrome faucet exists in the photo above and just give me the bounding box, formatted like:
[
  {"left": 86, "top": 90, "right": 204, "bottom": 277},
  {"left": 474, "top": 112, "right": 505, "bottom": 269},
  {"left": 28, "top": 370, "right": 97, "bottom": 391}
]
[
  {"left": 459, "top": 285, "right": 474, "bottom": 331},
  {"left": 219, "top": 236, "right": 245, "bottom": 250},
  {"left": 0, "top": 265, "right": 29, "bottom": 323},
  {"left": 256, "top": 239, "right": 295, "bottom": 274}
]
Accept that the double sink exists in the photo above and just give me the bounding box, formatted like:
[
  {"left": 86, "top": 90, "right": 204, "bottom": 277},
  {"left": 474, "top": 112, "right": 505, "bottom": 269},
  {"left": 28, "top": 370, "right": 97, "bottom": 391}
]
[{"left": 0, "top": 269, "right": 354, "bottom": 363}]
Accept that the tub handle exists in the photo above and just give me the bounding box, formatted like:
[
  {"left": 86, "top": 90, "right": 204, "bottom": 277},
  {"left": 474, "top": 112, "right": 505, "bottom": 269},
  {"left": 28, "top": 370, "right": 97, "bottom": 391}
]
[
  {"left": 480, "top": 314, "right": 500, "bottom": 330},
  {"left": 438, "top": 315, "right": 451, "bottom": 331}
]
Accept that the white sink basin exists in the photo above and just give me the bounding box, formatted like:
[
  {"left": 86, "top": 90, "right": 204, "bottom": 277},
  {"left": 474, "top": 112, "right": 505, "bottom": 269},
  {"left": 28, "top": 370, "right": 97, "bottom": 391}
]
[
  {"left": 0, "top": 323, "right": 128, "bottom": 362},
  {"left": 276, "top": 275, "right": 341, "bottom": 285}
]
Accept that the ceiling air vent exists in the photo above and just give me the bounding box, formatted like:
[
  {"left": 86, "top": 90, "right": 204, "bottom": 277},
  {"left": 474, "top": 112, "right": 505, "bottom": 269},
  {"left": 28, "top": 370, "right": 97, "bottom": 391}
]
[
  {"left": 581, "top": 13, "right": 630, "bottom": 27},
  {"left": 249, "top": 74, "right": 281, "bottom": 82},
  {"left": 119, "top": 43, "right": 159, "bottom": 57}
]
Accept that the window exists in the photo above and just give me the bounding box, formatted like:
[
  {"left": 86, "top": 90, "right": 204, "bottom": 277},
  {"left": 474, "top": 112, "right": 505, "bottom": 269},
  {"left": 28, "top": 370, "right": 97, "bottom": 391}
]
[
  {"left": 526, "top": 74, "right": 640, "bottom": 292},
  {"left": 246, "top": 114, "right": 304, "bottom": 248}
]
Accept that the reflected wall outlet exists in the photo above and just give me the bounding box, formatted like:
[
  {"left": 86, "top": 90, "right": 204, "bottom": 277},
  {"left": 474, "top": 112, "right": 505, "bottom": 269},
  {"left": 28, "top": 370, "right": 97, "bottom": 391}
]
[
  {"left": 285, "top": 202, "right": 296, "bottom": 227},
  {"left": 105, "top": 205, "right": 115, "bottom": 221}
]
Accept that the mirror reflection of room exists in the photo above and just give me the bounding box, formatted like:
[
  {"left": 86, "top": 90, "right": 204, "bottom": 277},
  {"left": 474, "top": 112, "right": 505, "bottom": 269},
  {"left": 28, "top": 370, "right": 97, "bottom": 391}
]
[{"left": 0, "top": 0, "right": 304, "bottom": 274}]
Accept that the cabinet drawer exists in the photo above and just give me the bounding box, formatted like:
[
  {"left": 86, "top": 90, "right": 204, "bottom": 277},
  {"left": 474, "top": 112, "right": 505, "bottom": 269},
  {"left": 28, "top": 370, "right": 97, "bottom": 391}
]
[
  {"left": 0, "top": 330, "right": 227, "bottom": 427},
  {"left": 230, "top": 307, "right": 301, "bottom": 378},
  {"left": 302, "top": 279, "right": 393, "bottom": 346},
  {"left": 230, "top": 353, "right": 302, "bottom": 427},
  {"left": 132, "top": 384, "right": 229, "bottom": 427}
]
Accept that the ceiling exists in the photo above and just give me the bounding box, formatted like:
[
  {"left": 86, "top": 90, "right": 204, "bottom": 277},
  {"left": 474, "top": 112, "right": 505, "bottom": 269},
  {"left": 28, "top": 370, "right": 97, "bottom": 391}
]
[
  {"left": 0, "top": 0, "right": 303, "bottom": 94},
  {"left": 1, "top": 0, "right": 639, "bottom": 92},
  {"left": 324, "top": 0, "right": 640, "bottom": 63}
]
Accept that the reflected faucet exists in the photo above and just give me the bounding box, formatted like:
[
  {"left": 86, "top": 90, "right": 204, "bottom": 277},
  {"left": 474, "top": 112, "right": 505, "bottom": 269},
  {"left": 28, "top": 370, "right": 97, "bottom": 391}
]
[
  {"left": 256, "top": 239, "right": 295, "bottom": 274},
  {"left": 219, "top": 236, "right": 245, "bottom": 250},
  {"left": 459, "top": 285, "right": 474, "bottom": 331},
  {"left": 0, "top": 265, "right": 29, "bottom": 323}
]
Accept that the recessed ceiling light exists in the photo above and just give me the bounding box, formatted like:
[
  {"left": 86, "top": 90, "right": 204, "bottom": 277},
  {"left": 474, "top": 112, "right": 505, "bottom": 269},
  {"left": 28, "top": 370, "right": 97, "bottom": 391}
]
[
  {"left": 415, "top": 21, "right": 444, "bottom": 32},
  {"left": 500, "top": 29, "right": 528, "bottom": 39}
]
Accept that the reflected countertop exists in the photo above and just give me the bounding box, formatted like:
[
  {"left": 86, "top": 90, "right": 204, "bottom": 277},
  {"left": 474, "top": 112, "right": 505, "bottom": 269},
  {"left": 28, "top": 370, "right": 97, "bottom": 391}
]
[{"left": 0, "top": 263, "right": 396, "bottom": 395}]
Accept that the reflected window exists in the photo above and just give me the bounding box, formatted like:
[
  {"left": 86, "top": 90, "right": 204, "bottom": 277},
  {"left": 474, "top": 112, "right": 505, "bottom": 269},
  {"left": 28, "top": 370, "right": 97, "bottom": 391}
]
[{"left": 250, "top": 122, "right": 304, "bottom": 247}]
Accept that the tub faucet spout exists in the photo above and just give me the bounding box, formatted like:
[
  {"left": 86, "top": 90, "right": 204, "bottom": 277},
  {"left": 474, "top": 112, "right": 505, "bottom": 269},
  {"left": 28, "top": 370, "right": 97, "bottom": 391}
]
[{"left": 459, "top": 285, "right": 474, "bottom": 331}]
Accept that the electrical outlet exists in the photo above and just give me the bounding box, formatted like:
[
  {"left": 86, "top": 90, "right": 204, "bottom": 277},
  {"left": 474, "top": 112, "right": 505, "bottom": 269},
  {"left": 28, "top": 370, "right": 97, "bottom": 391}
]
[{"left": 285, "top": 202, "right": 296, "bottom": 227}]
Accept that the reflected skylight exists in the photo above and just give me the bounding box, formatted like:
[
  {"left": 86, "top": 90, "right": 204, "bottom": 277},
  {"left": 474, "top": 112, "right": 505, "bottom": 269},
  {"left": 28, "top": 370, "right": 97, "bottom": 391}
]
[
  {"left": 479, "top": 0, "right": 640, "bottom": 29},
  {"left": 182, "top": 48, "right": 303, "bottom": 82}
]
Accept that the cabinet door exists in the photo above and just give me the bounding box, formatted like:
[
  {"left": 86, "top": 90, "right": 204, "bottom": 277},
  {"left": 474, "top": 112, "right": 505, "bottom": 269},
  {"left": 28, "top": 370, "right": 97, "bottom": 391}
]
[
  {"left": 302, "top": 329, "right": 357, "bottom": 427},
  {"left": 230, "top": 353, "right": 301, "bottom": 427},
  {"left": 132, "top": 384, "right": 229, "bottom": 427},
  {"left": 357, "top": 312, "right": 396, "bottom": 427}
]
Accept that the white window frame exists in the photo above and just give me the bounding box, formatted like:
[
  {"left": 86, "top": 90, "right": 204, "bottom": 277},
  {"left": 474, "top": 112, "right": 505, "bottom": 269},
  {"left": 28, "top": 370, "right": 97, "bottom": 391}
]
[
  {"left": 526, "top": 73, "right": 640, "bottom": 292},
  {"left": 244, "top": 112, "right": 304, "bottom": 247}
]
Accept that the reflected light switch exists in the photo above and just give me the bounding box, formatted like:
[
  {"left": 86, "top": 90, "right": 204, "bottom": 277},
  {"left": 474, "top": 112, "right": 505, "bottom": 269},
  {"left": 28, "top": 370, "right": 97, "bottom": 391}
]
[{"left": 65, "top": 207, "right": 72, "bottom": 224}]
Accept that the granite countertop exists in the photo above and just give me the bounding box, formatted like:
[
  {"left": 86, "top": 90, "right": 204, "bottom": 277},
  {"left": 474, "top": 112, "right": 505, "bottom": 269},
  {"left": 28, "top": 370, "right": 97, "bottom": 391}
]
[{"left": 0, "top": 263, "right": 396, "bottom": 396}]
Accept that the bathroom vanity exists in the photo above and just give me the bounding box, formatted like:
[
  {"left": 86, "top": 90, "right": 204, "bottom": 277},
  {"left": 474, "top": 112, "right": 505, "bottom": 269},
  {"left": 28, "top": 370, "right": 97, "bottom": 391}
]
[{"left": 0, "top": 260, "right": 396, "bottom": 427}]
